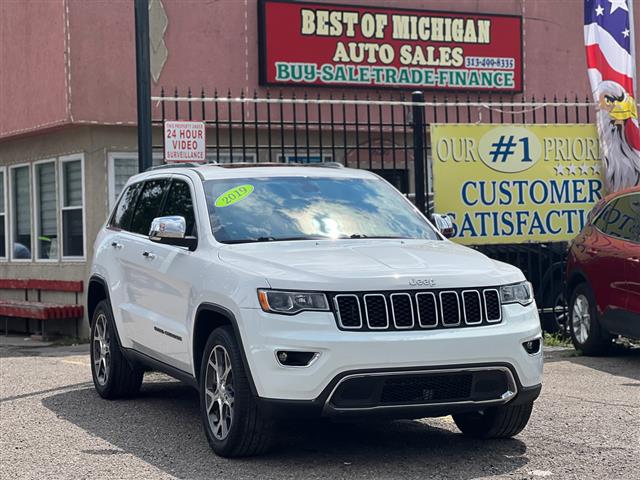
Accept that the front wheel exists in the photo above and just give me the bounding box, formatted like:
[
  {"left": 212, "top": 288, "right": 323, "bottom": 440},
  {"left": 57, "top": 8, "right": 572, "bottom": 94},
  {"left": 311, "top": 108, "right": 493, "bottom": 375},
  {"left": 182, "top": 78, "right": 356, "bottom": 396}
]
[
  {"left": 453, "top": 401, "right": 534, "bottom": 438},
  {"left": 568, "top": 283, "right": 612, "bottom": 355},
  {"left": 90, "top": 300, "right": 144, "bottom": 399},
  {"left": 199, "top": 326, "right": 274, "bottom": 457}
]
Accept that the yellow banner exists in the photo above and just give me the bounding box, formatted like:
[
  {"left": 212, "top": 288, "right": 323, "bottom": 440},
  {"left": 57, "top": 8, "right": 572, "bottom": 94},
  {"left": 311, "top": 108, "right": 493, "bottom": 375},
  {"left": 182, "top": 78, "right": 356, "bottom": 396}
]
[{"left": 431, "top": 124, "right": 604, "bottom": 245}]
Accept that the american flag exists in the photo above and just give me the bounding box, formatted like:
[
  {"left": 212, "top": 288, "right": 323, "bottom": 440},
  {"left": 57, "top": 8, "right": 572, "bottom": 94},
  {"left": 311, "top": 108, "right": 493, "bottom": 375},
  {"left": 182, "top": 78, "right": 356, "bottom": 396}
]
[{"left": 584, "top": 0, "right": 640, "bottom": 191}]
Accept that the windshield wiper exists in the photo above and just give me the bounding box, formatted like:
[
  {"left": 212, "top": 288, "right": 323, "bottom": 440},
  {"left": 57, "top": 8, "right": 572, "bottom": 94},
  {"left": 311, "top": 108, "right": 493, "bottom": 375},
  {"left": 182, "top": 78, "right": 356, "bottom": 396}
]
[
  {"left": 222, "top": 235, "right": 331, "bottom": 244},
  {"left": 346, "top": 234, "right": 410, "bottom": 239}
]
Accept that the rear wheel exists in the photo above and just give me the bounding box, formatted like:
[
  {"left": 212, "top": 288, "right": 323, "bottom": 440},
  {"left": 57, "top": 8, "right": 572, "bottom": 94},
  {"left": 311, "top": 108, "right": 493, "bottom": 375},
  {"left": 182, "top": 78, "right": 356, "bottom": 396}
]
[
  {"left": 453, "top": 401, "right": 534, "bottom": 438},
  {"left": 90, "top": 300, "right": 144, "bottom": 399},
  {"left": 199, "top": 326, "right": 274, "bottom": 457},
  {"left": 568, "top": 283, "right": 612, "bottom": 355}
]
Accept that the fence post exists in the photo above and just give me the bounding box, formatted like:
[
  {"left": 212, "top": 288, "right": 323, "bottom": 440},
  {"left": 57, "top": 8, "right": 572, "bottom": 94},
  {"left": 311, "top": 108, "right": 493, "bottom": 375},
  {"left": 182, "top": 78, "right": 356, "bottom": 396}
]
[
  {"left": 134, "top": 0, "right": 152, "bottom": 172},
  {"left": 412, "top": 91, "right": 427, "bottom": 216}
]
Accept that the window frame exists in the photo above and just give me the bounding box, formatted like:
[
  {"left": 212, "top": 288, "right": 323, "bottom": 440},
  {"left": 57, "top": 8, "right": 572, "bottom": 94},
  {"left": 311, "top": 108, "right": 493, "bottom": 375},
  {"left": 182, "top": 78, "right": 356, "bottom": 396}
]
[
  {"left": 107, "top": 151, "right": 165, "bottom": 209},
  {"left": 0, "top": 166, "right": 7, "bottom": 262},
  {"left": 59, "top": 153, "right": 86, "bottom": 261},
  {"left": 8, "top": 162, "right": 33, "bottom": 262},
  {"left": 32, "top": 158, "right": 59, "bottom": 263},
  {"left": 107, "top": 152, "right": 137, "bottom": 209}
]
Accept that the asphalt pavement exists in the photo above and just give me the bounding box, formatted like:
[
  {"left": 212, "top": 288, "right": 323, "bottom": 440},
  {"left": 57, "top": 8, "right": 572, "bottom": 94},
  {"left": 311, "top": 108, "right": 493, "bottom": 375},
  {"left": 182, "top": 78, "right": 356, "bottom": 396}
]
[{"left": 0, "top": 338, "right": 638, "bottom": 480}]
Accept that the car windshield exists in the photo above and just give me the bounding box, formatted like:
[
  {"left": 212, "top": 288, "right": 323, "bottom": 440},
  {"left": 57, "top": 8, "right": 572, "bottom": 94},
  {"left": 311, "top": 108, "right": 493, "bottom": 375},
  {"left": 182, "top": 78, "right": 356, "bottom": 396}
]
[{"left": 203, "top": 175, "right": 440, "bottom": 243}]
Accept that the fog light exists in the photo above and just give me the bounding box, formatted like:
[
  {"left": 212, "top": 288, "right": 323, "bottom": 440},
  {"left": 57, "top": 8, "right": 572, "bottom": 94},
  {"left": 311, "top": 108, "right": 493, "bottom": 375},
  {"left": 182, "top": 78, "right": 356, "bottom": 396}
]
[
  {"left": 276, "top": 350, "right": 318, "bottom": 367},
  {"left": 523, "top": 339, "right": 541, "bottom": 355}
]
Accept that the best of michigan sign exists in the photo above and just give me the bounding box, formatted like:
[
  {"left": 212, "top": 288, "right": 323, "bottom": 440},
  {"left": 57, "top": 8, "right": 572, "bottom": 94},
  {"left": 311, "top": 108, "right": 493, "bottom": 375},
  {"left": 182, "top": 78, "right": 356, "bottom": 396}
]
[{"left": 431, "top": 124, "right": 603, "bottom": 245}]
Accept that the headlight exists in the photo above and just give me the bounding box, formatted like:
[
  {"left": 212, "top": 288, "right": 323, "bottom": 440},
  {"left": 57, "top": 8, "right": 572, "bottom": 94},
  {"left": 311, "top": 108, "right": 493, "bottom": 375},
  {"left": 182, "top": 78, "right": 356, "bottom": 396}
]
[
  {"left": 257, "top": 289, "right": 329, "bottom": 314},
  {"left": 500, "top": 281, "right": 533, "bottom": 306}
]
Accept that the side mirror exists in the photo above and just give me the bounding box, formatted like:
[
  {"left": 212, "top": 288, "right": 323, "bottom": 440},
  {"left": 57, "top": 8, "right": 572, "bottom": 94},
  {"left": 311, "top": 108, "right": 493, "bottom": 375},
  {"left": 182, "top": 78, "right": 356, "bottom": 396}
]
[
  {"left": 149, "top": 216, "right": 198, "bottom": 251},
  {"left": 431, "top": 213, "right": 454, "bottom": 239}
]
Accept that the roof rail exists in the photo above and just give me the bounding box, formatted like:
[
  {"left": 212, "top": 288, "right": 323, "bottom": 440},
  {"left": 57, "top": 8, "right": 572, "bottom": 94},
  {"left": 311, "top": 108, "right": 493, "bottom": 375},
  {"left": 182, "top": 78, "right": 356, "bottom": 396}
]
[
  {"left": 145, "top": 162, "right": 205, "bottom": 172},
  {"left": 145, "top": 161, "right": 345, "bottom": 172},
  {"left": 215, "top": 162, "right": 345, "bottom": 169}
]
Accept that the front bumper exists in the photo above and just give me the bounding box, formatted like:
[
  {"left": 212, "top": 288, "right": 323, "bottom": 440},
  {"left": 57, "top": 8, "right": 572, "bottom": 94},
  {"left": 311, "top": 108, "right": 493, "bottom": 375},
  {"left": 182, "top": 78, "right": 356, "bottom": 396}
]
[{"left": 238, "top": 302, "right": 543, "bottom": 407}]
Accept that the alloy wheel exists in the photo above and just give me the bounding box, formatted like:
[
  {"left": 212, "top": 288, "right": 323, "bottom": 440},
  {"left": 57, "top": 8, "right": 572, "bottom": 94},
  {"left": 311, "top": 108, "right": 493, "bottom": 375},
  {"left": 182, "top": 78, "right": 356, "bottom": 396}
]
[
  {"left": 572, "top": 294, "right": 591, "bottom": 344},
  {"left": 205, "top": 345, "right": 235, "bottom": 440},
  {"left": 93, "top": 313, "right": 111, "bottom": 385}
]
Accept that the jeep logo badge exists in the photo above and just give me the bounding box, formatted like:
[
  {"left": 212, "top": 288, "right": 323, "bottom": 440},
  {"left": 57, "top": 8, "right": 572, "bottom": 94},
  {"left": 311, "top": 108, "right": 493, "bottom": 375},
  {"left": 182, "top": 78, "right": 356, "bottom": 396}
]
[{"left": 409, "top": 278, "right": 436, "bottom": 287}]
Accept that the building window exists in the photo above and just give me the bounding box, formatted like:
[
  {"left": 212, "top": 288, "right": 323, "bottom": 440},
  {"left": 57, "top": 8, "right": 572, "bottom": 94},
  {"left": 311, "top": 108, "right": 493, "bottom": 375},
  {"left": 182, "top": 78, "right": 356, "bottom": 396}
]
[
  {"left": 34, "top": 160, "right": 58, "bottom": 260},
  {"left": 10, "top": 164, "right": 32, "bottom": 260},
  {"left": 0, "top": 168, "right": 6, "bottom": 260},
  {"left": 60, "top": 155, "right": 84, "bottom": 259},
  {"left": 108, "top": 152, "right": 163, "bottom": 208}
]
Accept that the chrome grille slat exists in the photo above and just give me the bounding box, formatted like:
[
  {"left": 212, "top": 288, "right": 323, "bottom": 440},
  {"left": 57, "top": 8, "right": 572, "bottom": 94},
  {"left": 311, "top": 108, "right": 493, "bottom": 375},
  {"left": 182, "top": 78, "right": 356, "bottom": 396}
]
[
  {"left": 439, "top": 291, "right": 461, "bottom": 327},
  {"left": 333, "top": 288, "right": 501, "bottom": 331},
  {"left": 364, "top": 294, "right": 389, "bottom": 329},
  {"left": 334, "top": 294, "right": 363, "bottom": 329},
  {"left": 484, "top": 289, "right": 502, "bottom": 323},
  {"left": 462, "top": 290, "right": 483, "bottom": 325},
  {"left": 390, "top": 293, "right": 414, "bottom": 329},
  {"left": 416, "top": 292, "right": 438, "bottom": 328}
]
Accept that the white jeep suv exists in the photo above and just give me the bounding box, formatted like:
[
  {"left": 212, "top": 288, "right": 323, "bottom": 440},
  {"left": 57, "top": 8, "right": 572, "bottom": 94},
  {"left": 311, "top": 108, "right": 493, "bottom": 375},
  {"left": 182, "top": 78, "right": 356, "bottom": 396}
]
[{"left": 88, "top": 163, "right": 543, "bottom": 457}]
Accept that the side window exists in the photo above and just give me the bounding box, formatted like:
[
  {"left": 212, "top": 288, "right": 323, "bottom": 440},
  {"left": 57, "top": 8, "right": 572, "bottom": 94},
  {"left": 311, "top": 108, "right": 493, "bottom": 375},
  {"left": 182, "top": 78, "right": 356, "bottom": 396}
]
[
  {"left": 161, "top": 180, "right": 197, "bottom": 236},
  {"left": 593, "top": 200, "right": 617, "bottom": 233},
  {"left": 607, "top": 194, "right": 640, "bottom": 242},
  {"left": 129, "top": 179, "right": 170, "bottom": 235},
  {"left": 110, "top": 182, "right": 143, "bottom": 231}
]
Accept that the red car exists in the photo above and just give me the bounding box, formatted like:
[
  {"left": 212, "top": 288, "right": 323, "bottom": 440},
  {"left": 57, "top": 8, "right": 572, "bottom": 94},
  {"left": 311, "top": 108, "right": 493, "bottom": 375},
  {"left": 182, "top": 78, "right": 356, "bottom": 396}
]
[{"left": 566, "top": 186, "right": 640, "bottom": 355}]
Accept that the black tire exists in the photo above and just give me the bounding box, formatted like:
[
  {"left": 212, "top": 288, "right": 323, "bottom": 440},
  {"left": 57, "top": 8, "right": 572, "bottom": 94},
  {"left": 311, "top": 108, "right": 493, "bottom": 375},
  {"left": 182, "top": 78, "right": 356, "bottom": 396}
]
[
  {"left": 90, "top": 300, "right": 144, "bottom": 399},
  {"left": 568, "top": 283, "right": 612, "bottom": 356},
  {"left": 541, "top": 289, "right": 568, "bottom": 334},
  {"left": 453, "top": 401, "right": 534, "bottom": 438},
  {"left": 199, "top": 326, "right": 274, "bottom": 457}
]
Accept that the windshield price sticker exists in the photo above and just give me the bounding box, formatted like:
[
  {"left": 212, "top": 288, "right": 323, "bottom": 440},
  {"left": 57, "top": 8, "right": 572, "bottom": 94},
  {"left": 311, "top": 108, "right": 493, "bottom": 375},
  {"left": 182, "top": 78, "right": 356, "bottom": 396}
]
[{"left": 214, "top": 185, "right": 255, "bottom": 208}]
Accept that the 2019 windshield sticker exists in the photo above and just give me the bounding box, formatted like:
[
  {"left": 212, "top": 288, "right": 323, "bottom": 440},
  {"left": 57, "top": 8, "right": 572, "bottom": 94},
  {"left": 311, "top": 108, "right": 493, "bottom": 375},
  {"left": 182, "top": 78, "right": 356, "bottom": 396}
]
[{"left": 214, "top": 184, "right": 255, "bottom": 207}]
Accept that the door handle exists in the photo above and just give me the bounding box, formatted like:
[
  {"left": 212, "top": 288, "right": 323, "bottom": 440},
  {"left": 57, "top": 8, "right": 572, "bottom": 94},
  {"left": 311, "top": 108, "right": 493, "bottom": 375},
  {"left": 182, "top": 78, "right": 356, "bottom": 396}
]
[
  {"left": 628, "top": 257, "right": 640, "bottom": 263},
  {"left": 111, "top": 241, "right": 123, "bottom": 250},
  {"left": 142, "top": 251, "right": 156, "bottom": 259}
]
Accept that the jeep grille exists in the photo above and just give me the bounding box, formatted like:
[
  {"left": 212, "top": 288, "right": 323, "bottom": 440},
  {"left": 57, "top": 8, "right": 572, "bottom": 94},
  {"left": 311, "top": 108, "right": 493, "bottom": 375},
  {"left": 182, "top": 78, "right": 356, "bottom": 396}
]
[{"left": 331, "top": 288, "right": 502, "bottom": 331}]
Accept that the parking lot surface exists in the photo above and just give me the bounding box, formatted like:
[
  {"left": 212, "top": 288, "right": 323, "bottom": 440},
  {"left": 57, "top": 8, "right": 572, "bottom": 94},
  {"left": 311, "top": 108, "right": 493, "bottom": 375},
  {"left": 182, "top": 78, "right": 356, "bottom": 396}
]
[{"left": 0, "top": 340, "right": 638, "bottom": 480}]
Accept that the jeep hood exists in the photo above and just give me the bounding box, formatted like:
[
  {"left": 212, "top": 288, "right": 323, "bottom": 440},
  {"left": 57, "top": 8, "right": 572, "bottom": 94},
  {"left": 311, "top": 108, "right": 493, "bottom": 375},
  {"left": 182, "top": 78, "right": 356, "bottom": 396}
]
[{"left": 218, "top": 239, "right": 524, "bottom": 291}]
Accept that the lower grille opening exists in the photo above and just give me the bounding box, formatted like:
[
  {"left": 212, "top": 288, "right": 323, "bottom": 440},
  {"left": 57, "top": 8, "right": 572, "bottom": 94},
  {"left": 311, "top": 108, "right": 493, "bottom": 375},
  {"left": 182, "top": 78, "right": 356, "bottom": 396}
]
[
  {"left": 329, "top": 369, "right": 513, "bottom": 409},
  {"left": 381, "top": 374, "right": 472, "bottom": 404}
]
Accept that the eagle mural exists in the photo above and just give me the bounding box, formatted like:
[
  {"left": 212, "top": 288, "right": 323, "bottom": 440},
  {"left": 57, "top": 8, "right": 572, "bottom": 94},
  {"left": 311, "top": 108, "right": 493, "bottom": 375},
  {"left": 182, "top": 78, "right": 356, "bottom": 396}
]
[
  {"left": 584, "top": 0, "right": 639, "bottom": 193},
  {"left": 594, "top": 80, "right": 640, "bottom": 192}
]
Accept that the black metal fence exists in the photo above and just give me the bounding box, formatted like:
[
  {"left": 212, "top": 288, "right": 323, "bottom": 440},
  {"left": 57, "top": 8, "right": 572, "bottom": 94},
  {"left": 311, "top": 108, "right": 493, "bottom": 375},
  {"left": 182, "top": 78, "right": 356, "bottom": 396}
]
[{"left": 152, "top": 89, "right": 597, "bottom": 333}]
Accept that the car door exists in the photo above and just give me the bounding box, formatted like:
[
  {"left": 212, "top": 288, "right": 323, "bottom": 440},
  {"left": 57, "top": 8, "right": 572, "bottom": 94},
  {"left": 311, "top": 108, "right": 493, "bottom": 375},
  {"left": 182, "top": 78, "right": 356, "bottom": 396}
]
[
  {"left": 118, "top": 177, "right": 171, "bottom": 356},
  {"left": 587, "top": 199, "right": 631, "bottom": 315},
  {"left": 122, "top": 175, "right": 199, "bottom": 372},
  {"left": 103, "top": 181, "right": 144, "bottom": 345}
]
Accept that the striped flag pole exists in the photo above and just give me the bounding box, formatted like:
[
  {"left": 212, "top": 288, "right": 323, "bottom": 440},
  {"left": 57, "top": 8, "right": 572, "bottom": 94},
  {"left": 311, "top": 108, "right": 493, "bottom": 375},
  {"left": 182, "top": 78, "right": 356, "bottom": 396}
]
[{"left": 584, "top": 0, "right": 640, "bottom": 193}]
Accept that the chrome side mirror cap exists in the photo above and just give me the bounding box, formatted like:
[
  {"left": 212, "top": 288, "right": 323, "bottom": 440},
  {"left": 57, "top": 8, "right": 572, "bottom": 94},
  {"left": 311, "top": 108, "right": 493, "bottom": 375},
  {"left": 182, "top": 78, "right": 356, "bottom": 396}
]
[
  {"left": 431, "top": 213, "right": 454, "bottom": 239},
  {"left": 149, "top": 216, "right": 186, "bottom": 240},
  {"left": 149, "top": 216, "right": 197, "bottom": 250}
]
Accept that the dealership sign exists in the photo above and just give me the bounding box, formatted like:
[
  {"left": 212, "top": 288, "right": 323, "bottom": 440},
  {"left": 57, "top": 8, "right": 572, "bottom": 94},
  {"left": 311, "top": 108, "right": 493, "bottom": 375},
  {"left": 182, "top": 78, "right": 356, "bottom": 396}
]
[
  {"left": 258, "top": 0, "right": 522, "bottom": 92},
  {"left": 164, "top": 121, "right": 206, "bottom": 163},
  {"left": 432, "top": 124, "right": 604, "bottom": 245}
]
